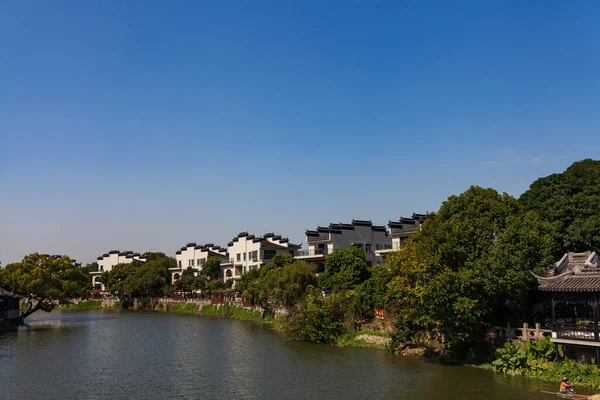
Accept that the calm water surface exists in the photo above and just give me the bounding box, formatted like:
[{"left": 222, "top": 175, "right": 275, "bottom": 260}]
[{"left": 0, "top": 310, "right": 573, "bottom": 400}]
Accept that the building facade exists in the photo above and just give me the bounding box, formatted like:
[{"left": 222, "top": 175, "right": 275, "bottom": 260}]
[
  {"left": 296, "top": 219, "right": 391, "bottom": 269},
  {"left": 171, "top": 243, "right": 229, "bottom": 283},
  {"left": 222, "top": 232, "right": 300, "bottom": 283},
  {"left": 90, "top": 250, "right": 147, "bottom": 290},
  {"left": 375, "top": 213, "right": 426, "bottom": 258}
]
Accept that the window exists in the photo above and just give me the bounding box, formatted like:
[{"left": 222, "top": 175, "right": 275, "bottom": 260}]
[
  {"left": 251, "top": 250, "right": 258, "bottom": 260},
  {"left": 178, "top": 260, "right": 182, "bottom": 267},
  {"left": 263, "top": 250, "right": 276, "bottom": 260},
  {"left": 365, "top": 244, "right": 372, "bottom": 252},
  {"left": 189, "top": 259, "right": 194, "bottom": 266},
  {"left": 199, "top": 258, "right": 205, "bottom": 265},
  {"left": 243, "top": 253, "right": 246, "bottom": 261},
  {"left": 237, "top": 253, "right": 241, "bottom": 261}
]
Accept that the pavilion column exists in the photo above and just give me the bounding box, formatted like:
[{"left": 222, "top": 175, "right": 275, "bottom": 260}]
[
  {"left": 551, "top": 295, "right": 556, "bottom": 330},
  {"left": 594, "top": 297, "right": 599, "bottom": 342}
]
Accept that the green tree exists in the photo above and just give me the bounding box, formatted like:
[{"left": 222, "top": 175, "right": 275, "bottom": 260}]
[
  {"left": 104, "top": 254, "right": 172, "bottom": 298},
  {"left": 176, "top": 267, "right": 197, "bottom": 296},
  {"left": 235, "top": 268, "right": 260, "bottom": 294},
  {"left": 387, "top": 186, "right": 544, "bottom": 353},
  {"left": 0, "top": 253, "right": 89, "bottom": 319},
  {"left": 245, "top": 261, "right": 317, "bottom": 312},
  {"left": 284, "top": 290, "right": 346, "bottom": 343},
  {"left": 201, "top": 257, "right": 221, "bottom": 281},
  {"left": 519, "top": 159, "right": 600, "bottom": 256},
  {"left": 318, "top": 247, "right": 370, "bottom": 290},
  {"left": 259, "top": 253, "right": 294, "bottom": 277},
  {"left": 81, "top": 262, "right": 98, "bottom": 275}
]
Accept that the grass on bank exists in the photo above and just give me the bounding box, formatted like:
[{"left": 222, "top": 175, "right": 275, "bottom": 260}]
[{"left": 337, "top": 329, "right": 391, "bottom": 350}]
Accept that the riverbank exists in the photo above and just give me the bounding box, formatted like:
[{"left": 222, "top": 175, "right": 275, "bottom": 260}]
[
  {"left": 61, "top": 299, "right": 393, "bottom": 350},
  {"left": 54, "top": 301, "right": 600, "bottom": 394}
]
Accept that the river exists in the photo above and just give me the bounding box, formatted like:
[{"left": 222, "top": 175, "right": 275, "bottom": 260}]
[{"left": 0, "top": 309, "right": 569, "bottom": 400}]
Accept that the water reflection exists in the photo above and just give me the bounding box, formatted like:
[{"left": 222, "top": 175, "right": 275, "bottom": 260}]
[{"left": 0, "top": 310, "right": 568, "bottom": 400}]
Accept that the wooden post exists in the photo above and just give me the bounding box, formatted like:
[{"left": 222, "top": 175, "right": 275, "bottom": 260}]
[
  {"left": 551, "top": 295, "right": 556, "bottom": 331},
  {"left": 593, "top": 298, "right": 599, "bottom": 342},
  {"left": 535, "top": 323, "right": 541, "bottom": 340},
  {"left": 523, "top": 323, "right": 529, "bottom": 341}
]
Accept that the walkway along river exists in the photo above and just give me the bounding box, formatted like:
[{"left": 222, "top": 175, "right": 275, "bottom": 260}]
[{"left": 0, "top": 309, "right": 581, "bottom": 400}]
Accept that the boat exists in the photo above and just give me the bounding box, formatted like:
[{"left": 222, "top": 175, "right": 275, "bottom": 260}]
[{"left": 541, "top": 391, "right": 590, "bottom": 399}]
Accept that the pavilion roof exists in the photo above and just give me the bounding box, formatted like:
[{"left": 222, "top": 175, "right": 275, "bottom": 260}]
[
  {"left": 533, "top": 268, "right": 600, "bottom": 292},
  {"left": 0, "top": 286, "right": 23, "bottom": 298}
]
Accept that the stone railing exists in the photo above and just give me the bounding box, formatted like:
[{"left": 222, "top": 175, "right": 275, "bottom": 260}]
[{"left": 489, "top": 323, "right": 551, "bottom": 341}]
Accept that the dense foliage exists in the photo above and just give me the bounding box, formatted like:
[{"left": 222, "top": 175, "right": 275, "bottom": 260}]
[
  {"left": 520, "top": 159, "right": 600, "bottom": 256},
  {"left": 0, "top": 253, "right": 90, "bottom": 318},
  {"left": 244, "top": 260, "right": 318, "bottom": 314},
  {"left": 102, "top": 252, "right": 174, "bottom": 297}
]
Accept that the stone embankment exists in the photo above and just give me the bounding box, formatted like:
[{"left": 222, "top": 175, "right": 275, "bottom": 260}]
[
  {"left": 73, "top": 297, "right": 288, "bottom": 317},
  {"left": 354, "top": 334, "right": 391, "bottom": 346}
]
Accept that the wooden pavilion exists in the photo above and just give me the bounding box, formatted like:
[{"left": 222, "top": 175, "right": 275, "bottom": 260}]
[{"left": 533, "top": 251, "right": 600, "bottom": 361}]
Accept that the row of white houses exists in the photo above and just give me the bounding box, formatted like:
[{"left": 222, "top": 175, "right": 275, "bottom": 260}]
[{"left": 90, "top": 213, "right": 426, "bottom": 290}]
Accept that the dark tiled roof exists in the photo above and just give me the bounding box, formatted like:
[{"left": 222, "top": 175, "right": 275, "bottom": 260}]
[
  {"left": 535, "top": 269, "right": 600, "bottom": 292},
  {"left": 352, "top": 219, "right": 373, "bottom": 227}
]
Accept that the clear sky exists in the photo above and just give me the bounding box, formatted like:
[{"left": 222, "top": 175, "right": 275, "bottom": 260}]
[{"left": 1, "top": 1, "right": 599, "bottom": 265}]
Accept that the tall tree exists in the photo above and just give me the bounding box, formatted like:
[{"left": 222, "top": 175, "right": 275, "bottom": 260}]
[
  {"left": 318, "top": 247, "right": 370, "bottom": 290},
  {"left": 0, "top": 253, "right": 89, "bottom": 319},
  {"left": 387, "top": 186, "right": 551, "bottom": 353},
  {"left": 200, "top": 257, "right": 221, "bottom": 281},
  {"left": 519, "top": 159, "right": 600, "bottom": 256}
]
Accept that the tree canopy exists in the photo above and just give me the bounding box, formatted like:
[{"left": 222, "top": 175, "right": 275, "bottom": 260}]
[
  {"left": 519, "top": 159, "right": 600, "bottom": 256},
  {"left": 245, "top": 261, "right": 317, "bottom": 312},
  {"left": 318, "top": 247, "right": 370, "bottom": 290},
  {"left": 386, "top": 186, "right": 557, "bottom": 353},
  {"left": 200, "top": 257, "right": 221, "bottom": 281},
  {"left": 0, "top": 253, "right": 89, "bottom": 319},
  {"left": 103, "top": 253, "right": 174, "bottom": 297}
]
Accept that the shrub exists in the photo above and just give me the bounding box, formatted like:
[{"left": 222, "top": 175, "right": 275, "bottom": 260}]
[{"left": 284, "top": 294, "right": 346, "bottom": 343}]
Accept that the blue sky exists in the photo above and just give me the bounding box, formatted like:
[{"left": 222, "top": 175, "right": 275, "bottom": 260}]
[{"left": 1, "top": 1, "right": 599, "bottom": 265}]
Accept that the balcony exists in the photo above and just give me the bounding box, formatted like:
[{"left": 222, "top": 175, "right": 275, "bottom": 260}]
[
  {"left": 294, "top": 249, "right": 329, "bottom": 258},
  {"left": 375, "top": 243, "right": 402, "bottom": 252}
]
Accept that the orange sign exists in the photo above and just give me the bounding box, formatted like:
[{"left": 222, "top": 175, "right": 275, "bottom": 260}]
[{"left": 374, "top": 309, "right": 384, "bottom": 319}]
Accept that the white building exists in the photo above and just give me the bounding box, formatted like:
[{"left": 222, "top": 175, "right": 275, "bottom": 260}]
[
  {"left": 295, "top": 219, "right": 391, "bottom": 269},
  {"left": 90, "top": 250, "right": 147, "bottom": 290},
  {"left": 171, "top": 243, "right": 229, "bottom": 283},
  {"left": 222, "top": 232, "right": 301, "bottom": 283},
  {"left": 374, "top": 213, "right": 426, "bottom": 258}
]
